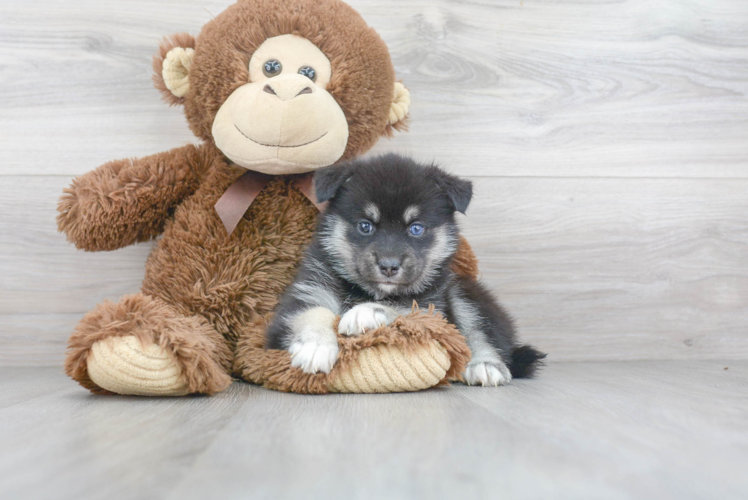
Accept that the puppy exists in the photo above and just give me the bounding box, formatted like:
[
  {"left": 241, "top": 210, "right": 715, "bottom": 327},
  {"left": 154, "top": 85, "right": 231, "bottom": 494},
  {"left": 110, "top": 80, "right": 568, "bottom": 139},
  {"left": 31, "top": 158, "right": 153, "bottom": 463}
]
[{"left": 265, "top": 154, "right": 545, "bottom": 385}]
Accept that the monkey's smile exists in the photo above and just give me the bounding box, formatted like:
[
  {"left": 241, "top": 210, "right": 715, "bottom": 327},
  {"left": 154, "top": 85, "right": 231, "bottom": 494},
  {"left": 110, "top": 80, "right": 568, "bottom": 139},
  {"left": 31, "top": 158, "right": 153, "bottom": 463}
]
[{"left": 235, "top": 124, "right": 328, "bottom": 148}]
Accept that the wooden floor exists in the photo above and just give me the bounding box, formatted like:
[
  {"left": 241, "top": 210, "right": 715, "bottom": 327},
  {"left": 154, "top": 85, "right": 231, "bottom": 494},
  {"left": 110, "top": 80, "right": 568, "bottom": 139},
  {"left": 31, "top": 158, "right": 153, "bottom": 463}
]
[{"left": 1, "top": 361, "right": 746, "bottom": 499}]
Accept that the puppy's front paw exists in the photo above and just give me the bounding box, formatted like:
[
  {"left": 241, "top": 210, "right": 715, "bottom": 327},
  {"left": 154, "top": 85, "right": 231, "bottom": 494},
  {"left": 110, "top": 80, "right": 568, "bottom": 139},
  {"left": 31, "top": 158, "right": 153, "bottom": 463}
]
[
  {"left": 289, "top": 339, "right": 339, "bottom": 375},
  {"left": 288, "top": 308, "right": 338, "bottom": 374},
  {"left": 338, "top": 304, "right": 389, "bottom": 336},
  {"left": 464, "top": 360, "right": 512, "bottom": 387}
]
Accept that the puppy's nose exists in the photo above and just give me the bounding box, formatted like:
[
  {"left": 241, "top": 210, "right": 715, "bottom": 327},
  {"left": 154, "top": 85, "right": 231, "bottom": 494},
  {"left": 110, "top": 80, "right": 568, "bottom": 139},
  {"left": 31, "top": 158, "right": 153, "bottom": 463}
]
[{"left": 378, "top": 258, "right": 400, "bottom": 278}]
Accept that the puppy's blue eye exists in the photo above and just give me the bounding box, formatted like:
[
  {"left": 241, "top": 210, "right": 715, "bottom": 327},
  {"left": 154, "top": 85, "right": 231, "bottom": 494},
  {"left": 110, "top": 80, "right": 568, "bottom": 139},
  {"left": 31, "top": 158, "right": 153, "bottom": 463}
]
[
  {"left": 409, "top": 223, "right": 425, "bottom": 236},
  {"left": 358, "top": 221, "right": 374, "bottom": 235}
]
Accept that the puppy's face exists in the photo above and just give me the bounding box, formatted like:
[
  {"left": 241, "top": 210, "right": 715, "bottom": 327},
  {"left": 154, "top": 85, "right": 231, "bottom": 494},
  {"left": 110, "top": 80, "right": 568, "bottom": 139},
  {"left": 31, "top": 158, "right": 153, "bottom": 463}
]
[
  {"left": 325, "top": 198, "right": 452, "bottom": 297},
  {"left": 315, "top": 155, "right": 472, "bottom": 298}
]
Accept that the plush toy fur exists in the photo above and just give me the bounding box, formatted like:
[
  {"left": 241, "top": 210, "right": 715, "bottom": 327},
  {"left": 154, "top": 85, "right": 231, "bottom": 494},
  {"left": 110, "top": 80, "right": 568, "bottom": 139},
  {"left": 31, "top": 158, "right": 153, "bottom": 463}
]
[
  {"left": 235, "top": 305, "right": 472, "bottom": 394},
  {"left": 59, "top": 0, "right": 481, "bottom": 396}
]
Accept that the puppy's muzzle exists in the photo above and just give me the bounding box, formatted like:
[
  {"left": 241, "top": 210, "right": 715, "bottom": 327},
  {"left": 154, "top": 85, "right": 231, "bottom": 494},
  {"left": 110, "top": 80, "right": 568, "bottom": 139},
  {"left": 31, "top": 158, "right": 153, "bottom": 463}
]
[{"left": 378, "top": 257, "right": 400, "bottom": 278}]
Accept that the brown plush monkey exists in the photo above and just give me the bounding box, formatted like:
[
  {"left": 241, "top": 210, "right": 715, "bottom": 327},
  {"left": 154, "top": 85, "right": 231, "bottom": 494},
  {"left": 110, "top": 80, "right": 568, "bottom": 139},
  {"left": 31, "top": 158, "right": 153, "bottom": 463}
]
[{"left": 59, "top": 0, "right": 477, "bottom": 396}]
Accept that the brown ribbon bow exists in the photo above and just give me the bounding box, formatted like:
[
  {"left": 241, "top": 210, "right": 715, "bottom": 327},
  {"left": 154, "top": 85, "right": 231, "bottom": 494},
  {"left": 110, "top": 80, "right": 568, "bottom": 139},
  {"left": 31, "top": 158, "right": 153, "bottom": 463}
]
[{"left": 214, "top": 170, "right": 328, "bottom": 235}]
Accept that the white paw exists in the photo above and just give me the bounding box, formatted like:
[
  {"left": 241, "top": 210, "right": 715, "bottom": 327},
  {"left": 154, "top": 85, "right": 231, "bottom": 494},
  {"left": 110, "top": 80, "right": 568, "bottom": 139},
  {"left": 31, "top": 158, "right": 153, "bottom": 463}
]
[
  {"left": 338, "top": 304, "right": 389, "bottom": 336},
  {"left": 464, "top": 361, "right": 512, "bottom": 387},
  {"left": 289, "top": 339, "right": 339, "bottom": 374}
]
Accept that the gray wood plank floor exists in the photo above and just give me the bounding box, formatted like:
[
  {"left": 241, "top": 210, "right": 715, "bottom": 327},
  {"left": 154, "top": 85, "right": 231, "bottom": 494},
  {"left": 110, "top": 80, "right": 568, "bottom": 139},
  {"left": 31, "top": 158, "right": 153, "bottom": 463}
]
[{"left": 1, "top": 361, "right": 746, "bottom": 500}]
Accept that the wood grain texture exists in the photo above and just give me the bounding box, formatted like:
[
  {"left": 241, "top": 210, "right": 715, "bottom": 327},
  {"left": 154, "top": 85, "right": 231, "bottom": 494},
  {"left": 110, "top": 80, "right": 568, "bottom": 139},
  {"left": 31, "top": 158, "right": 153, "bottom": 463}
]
[
  {"left": 462, "top": 175, "right": 748, "bottom": 361},
  {"left": 1, "top": 0, "right": 748, "bottom": 365},
  {"left": 2, "top": 175, "right": 747, "bottom": 365},
  {"left": 1, "top": 0, "right": 747, "bottom": 177},
  {"left": 367, "top": 0, "right": 748, "bottom": 178},
  {"left": 0, "top": 362, "right": 746, "bottom": 499},
  {"left": 0, "top": 367, "right": 251, "bottom": 500}
]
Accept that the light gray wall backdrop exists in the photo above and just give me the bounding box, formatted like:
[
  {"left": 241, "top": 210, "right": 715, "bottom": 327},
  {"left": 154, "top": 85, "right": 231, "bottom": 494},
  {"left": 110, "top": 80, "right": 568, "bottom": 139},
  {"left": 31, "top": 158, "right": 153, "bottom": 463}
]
[{"left": 1, "top": 0, "right": 747, "bottom": 365}]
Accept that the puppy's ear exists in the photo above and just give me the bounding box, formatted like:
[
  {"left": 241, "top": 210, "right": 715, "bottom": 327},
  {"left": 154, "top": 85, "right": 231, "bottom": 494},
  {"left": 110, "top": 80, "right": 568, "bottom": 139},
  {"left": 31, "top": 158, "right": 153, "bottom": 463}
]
[
  {"left": 314, "top": 164, "right": 354, "bottom": 203},
  {"left": 432, "top": 170, "right": 473, "bottom": 214}
]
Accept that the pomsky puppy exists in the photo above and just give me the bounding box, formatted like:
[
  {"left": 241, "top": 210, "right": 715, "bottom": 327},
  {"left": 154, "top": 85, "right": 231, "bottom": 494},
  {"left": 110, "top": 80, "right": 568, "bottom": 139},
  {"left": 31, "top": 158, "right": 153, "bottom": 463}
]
[{"left": 265, "top": 154, "right": 545, "bottom": 386}]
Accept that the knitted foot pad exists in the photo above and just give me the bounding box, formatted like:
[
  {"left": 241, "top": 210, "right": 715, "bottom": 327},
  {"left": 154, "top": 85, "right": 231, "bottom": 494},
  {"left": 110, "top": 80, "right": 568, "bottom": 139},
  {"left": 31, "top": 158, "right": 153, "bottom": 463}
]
[
  {"left": 327, "top": 340, "right": 452, "bottom": 393},
  {"left": 87, "top": 336, "right": 189, "bottom": 396},
  {"left": 234, "top": 307, "right": 471, "bottom": 394}
]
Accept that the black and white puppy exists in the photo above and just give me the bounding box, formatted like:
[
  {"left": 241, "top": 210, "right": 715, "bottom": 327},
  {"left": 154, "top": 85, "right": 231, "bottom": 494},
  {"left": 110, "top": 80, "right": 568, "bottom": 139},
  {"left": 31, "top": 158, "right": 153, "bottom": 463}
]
[{"left": 265, "top": 154, "right": 545, "bottom": 385}]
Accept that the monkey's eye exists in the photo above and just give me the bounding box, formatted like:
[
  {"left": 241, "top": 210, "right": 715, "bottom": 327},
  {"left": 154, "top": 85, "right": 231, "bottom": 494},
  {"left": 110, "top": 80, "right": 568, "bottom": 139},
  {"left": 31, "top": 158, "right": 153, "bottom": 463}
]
[
  {"left": 409, "top": 223, "right": 425, "bottom": 237},
  {"left": 263, "top": 59, "right": 282, "bottom": 77},
  {"left": 298, "top": 65, "right": 316, "bottom": 82},
  {"left": 357, "top": 220, "right": 374, "bottom": 235}
]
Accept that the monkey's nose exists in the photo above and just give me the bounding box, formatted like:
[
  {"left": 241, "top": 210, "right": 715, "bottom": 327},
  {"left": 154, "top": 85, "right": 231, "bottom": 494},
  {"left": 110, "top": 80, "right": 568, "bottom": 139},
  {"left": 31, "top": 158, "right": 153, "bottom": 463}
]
[
  {"left": 378, "top": 258, "right": 401, "bottom": 278},
  {"left": 263, "top": 82, "right": 313, "bottom": 101}
]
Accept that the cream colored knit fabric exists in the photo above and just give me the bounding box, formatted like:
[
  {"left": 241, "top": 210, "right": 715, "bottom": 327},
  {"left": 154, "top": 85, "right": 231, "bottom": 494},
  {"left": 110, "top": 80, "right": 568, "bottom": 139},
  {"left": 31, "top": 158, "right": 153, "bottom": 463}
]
[
  {"left": 162, "top": 47, "right": 194, "bottom": 98},
  {"left": 87, "top": 336, "right": 189, "bottom": 396},
  {"left": 88, "top": 335, "right": 450, "bottom": 396},
  {"left": 328, "top": 340, "right": 451, "bottom": 393},
  {"left": 388, "top": 82, "right": 411, "bottom": 125}
]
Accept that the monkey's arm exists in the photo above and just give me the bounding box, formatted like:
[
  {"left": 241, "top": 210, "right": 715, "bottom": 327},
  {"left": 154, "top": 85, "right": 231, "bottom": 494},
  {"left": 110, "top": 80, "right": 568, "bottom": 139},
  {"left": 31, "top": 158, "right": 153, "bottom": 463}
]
[
  {"left": 57, "top": 144, "right": 213, "bottom": 251},
  {"left": 450, "top": 236, "right": 480, "bottom": 280}
]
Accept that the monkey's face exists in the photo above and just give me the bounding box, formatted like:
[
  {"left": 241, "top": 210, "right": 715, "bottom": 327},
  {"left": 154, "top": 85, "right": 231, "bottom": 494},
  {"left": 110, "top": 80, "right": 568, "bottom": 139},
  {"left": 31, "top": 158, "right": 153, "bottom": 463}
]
[
  {"left": 212, "top": 35, "right": 349, "bottom": 174},
  {"left": 153, "top": 0, "right": 411, "bottom": 173}
]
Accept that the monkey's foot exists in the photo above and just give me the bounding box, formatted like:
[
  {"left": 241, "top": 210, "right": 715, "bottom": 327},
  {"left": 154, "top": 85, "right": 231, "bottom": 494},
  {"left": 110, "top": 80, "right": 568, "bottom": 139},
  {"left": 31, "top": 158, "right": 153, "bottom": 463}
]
[
  {"left": 87, "top": 336, "right": 190, "bottom": 396},
  {"left": 66, "top": 293, "right": 233, "bottom": 396}
]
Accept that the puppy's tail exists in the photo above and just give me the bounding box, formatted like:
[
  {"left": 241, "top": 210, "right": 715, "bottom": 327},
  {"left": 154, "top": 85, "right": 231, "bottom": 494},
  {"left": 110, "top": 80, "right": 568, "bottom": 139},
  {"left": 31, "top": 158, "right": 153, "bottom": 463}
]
[{"left": 509, "top": 345, "right": 547, "bottom": 378}]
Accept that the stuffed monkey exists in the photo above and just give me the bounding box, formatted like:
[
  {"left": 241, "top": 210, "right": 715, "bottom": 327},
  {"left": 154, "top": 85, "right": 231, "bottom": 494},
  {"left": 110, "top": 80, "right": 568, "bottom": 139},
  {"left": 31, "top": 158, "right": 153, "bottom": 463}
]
[{"left": 59, "top": 0, "right": 476, "bottom": 396}]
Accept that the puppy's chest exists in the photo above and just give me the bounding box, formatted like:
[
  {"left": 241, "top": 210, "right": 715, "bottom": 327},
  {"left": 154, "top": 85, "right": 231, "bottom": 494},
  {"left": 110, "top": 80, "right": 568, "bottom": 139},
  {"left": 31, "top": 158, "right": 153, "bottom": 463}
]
[{"left": 339, "top": 284, "right": 450, "bottom": 314}]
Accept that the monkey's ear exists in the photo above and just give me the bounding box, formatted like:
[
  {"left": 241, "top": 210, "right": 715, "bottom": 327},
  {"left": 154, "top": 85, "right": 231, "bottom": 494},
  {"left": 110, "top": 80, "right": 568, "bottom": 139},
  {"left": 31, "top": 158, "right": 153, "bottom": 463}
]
[
  {"left": 314, "top": 164, "right": 355, "bottom": 203},
  {"left": 431, "top": 169, "right": 473, "bottom": 214},
  {"left": 152, "top": 33, "right": 196, "bottom": 106},
  {"left": 386, "top": 82, "right": 411, "bottom": 132}
]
